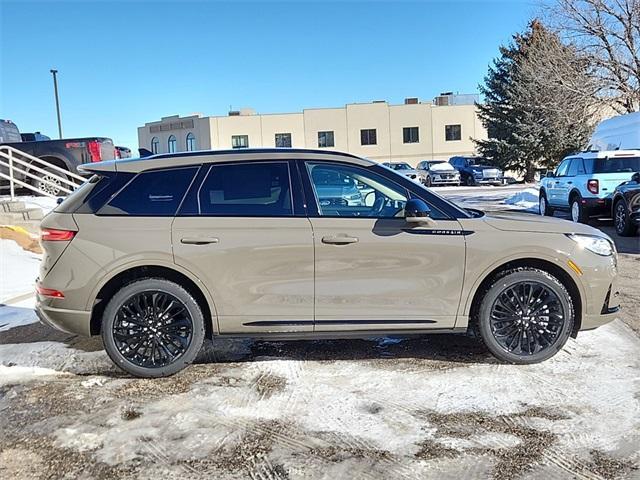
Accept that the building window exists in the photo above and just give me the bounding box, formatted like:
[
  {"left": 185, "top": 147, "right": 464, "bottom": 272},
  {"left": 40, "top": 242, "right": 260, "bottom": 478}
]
[
  {"left": 318, "top": 131, "right": 335, "bottom": 148},
  {"left": 445, "top": 124, "right": 462, "bottom": 141},
  {"left": 232, "top": 135, "right": 249, "bottom": 149},
  {"left": 151, "top": 137, "right": 159, "bottom": 154},
  {"left": 360, "top": 129, "right": 377, "bottom": 146},
  {"left": 403, "top": 127, "right": 419, "bottom": 144},
  {"left": 168, "top": 135, "right": 177, "bottom": 153},
  {"left": 186, "top": 132, "right": 196, "bottom": 151},
  {"left": 275, "top": 133, "right": 292, "bottom": 148}
]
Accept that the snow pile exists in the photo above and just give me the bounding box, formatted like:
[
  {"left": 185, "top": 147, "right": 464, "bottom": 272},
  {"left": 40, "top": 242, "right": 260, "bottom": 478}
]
[
  {"left": 0, "top": 195, "right": 58, "bottom": 214},
  {"left": 504, "top": 187, "right": 540, "bottom": 213}
]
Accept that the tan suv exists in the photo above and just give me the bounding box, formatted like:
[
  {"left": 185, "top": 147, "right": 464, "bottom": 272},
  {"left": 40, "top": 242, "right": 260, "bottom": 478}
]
[{"left": 36, "top": 149, "right": 620, "bottom": 377}]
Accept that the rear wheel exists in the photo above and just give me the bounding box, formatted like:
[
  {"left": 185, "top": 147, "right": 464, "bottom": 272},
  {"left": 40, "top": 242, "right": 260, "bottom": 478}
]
[
  {"left": 476, "top": 269, "right": 574, "bottom": 364},
  {"left": 539, "top": 192, "right": 554, "bottom": 216},
  {"left": 614, "top": 199, "right": 637, "bottom": 236},
  {"left": 101, "top": 278, "right": 205, "bottom": 377},
  {"left": 34, "top": 166, "right": 68, "bottom": 197},
  {"left": 570, "top": 195, "right": 589, "bottom": 223}
]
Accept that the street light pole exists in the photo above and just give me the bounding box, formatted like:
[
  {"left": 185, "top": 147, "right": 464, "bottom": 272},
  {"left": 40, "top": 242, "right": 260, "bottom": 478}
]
[{"left": 50, "top": 69, "right": 63, "bottom": 139}]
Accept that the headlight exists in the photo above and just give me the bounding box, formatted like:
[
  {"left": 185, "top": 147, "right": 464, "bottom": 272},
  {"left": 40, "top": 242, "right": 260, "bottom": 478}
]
[{"left": 567, "top": 234, "right": 614, "bottom": 256}]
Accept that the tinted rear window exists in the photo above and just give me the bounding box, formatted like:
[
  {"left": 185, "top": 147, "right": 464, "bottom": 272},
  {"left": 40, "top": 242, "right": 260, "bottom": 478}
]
[
  {"left": 55, "top": 175, "right": 102, "bottom": 213},
  {"left": 197, "top": 162, "right": 292, "bottom": 216},
  {"left": 99, "top": 167, "right": 197, "bottom": 216},
  {"left": 585, "top": 157, "right": 640, "bottom": 174}
]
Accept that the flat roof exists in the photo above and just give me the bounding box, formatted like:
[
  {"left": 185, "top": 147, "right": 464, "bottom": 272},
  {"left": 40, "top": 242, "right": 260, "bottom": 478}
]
[{"left": 80, "top": 147, "right": 375, "bottom": 174}]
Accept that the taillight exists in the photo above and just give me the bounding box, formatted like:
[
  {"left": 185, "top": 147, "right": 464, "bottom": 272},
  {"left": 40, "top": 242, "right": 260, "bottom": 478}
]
[
  {"left": 87, "top": 140, "right": 102, "bottom": 162},
  {"left": 41, "top": 228, "right": 76, "bottom": 242},
  {"left": 36, "top": 284, "right": 65, "bottom": 298},
  {"left": 587, "top": 179, "right": 599, "bottom": 194}
]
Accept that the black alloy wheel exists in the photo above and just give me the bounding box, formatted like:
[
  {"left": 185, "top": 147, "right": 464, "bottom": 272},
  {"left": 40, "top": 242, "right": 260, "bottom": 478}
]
[
  {"left": 102, "top": 278, "right": 205, "bottom": 377},
  {"left": 489, "top": 281, "right": 565, "bottom": 355},
  {"left": 477, "top": 268, "right": 574, "bottom": 364}
]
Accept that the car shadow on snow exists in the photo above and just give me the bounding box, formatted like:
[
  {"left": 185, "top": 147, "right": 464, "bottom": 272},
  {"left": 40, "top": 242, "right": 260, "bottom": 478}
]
[{"left": 0, "top": 309, "right": 496, "bottom": 369}]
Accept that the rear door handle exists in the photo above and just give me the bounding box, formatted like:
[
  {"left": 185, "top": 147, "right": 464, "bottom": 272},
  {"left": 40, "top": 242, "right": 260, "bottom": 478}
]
[
  {"left": 180, "top": 237, "right": 219, "bottom": 245},
  {"left": 566, "top": 181, "right": 573, "bottom": 184},
  {"left": 322, "top": 235, "right": 359, "bottom": 245}
]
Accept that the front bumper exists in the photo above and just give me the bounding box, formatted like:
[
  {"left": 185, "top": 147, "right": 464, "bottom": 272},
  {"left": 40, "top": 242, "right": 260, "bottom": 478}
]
[
  {"left": 430, "top": 176, "right": 460, "bottom": 185},
  {"left": 36, "top": 300, "right": 92, "bottom": 336}
]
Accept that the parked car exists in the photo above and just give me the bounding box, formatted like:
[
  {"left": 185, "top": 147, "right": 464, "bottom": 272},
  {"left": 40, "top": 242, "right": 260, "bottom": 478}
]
[
  {"left": 416, "top": 160, "right": 460, "bottom": 187},
  {"left": 115, "top": 146, "right": 132, "bottom": 159},
  {"left": 539, "top": 150, "right": 640, "bottom": 223},
  {"left": 382, "top": 162, "right": 421, "bottom": 182},
  {"left": 37, "top": 148, "right": 619, "bottom": 377},
  {"left": 449, "top": 156, "right": 503, "bottom": 186},
  {"left": 611, "top": 171, "right": 640, "bottom": 236},
  {"left": 0, "top": 119, "right": 116, "bottom": 196}
]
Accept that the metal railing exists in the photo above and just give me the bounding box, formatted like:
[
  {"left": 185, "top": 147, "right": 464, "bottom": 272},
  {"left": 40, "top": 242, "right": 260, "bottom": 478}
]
[{"left": 0, "top": 145, "right": 86, "bottom": 199}]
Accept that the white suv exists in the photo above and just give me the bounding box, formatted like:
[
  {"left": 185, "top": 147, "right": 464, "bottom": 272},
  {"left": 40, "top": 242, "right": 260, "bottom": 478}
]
[{"left": 539, "top": 150, "right": 640, "bottom": 223}]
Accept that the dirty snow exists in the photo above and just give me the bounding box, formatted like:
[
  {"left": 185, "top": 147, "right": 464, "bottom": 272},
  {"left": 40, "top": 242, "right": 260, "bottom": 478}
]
[
  {"left": 0, "top": 194, "right": 58, "bottom": 214},
  {"left": 0, "top": 185, "right": 638, "bottom": 479}
]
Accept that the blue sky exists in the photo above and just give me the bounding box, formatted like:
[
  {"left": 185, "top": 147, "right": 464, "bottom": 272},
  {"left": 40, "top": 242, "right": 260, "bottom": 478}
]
[{"left": 1, "top": 0, "right": 537, "bottom": 150}]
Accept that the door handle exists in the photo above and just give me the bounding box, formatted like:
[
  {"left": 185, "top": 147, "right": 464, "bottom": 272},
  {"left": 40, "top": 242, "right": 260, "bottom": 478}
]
[
  {"left": 322, "top": 235, "right": 359, "bottom": 245},
  {"left": 566, "top": 181, "right": 573, "bottom": 184},
  {"left": 180, "top": 237, "right": 219, "bottom": 245}
]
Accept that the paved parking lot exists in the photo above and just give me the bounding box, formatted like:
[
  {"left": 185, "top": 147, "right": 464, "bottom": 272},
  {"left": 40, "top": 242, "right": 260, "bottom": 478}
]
[{"left": 1, "top": 185, "right": 638, "bottom": 480}]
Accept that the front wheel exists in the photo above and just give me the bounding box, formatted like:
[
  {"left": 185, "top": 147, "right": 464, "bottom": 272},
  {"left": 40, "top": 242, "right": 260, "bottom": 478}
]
[
  {"left": 539, "top": 193, "right": 554, "bottom": 216},
  {"left": 101, "top": 278, "right": 206, "bottom": 377},
  {"left": 465, "top": 175, "right": 476, "bottom": 186},
  {"left": 614, "top": 199, "right": 637, "bottom": 236},
  {"left": 476, "top": 269, "right": 574, "bottom": 364},
  {"left": 425, "top": 176, "right": 432, "bottom": 187}
]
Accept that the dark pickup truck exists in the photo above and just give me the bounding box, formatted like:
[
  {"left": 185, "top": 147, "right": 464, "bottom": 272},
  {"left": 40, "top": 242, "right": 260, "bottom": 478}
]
[{"left": 0, "top": 119, "right": 115, "bottom": 196}]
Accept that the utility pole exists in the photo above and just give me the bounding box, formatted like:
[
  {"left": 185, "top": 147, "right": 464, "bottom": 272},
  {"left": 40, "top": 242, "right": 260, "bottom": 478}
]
[{"left": 50, "top": 69, "right": 63, "bottom": 139}]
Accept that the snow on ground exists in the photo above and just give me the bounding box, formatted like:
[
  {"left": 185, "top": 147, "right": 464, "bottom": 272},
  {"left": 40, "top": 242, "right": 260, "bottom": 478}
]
[
  {"left": 503, "top": 187, "right": 541, "bottom": 213},
  {"left": 0, "top": 238, "right": 40, "bottom": 300},
  {"left": 0, "top": 187, "right": 638, "bottom": 478},
  {"left": 0, "top": 194, "right": 58, "bottom": 213}
]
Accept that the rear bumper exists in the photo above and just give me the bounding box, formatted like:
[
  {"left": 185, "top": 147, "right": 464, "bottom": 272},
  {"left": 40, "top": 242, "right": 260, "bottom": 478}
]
[
  {"left": 582, "top": 197, "right": 610, "bottom": 215},
  {"left": 36, "top": 302, "right": 91, "bottom": 336}
]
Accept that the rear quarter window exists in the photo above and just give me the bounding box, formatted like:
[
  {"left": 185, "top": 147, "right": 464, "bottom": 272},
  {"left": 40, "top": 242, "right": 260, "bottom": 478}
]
[{"left": 99, "top": 167, "right": 198, "bottom": 216}]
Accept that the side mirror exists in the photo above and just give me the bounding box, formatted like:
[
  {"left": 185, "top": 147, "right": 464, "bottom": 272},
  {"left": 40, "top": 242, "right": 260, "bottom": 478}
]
[
  {"left": 632, "top": 172, "right": 640, "bottom": 184},
  {"left": 405, "top": 198, "right": 437, "bottom": 226},
  {"left": 546, "top": 171, "right": 556, "bottom": 178}
]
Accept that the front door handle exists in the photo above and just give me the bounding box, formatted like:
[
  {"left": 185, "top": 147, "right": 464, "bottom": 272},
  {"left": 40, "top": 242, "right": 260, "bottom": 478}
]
[
  {"left": 180, "top": 237, "right": 219, "bottom": 245},
  {"left": 322, "top": 235, "right": 359, "bottom": 245}
]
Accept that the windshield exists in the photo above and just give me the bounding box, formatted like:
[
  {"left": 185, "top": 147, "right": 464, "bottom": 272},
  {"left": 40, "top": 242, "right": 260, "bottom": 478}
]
[
  {"left": 585, "top": 157, "right": 640, "bottom": 174},
  {"left": 428, "top": 161, "right": 446, "bottom": 167},
  {"left": 392, "top": 163, "right": 412, "bottom": 170}
]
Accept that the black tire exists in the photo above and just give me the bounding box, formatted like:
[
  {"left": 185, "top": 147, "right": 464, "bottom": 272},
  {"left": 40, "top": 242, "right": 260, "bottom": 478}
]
[
  {"left": 570, "top": 195, "right": 589, "bottom": 223},
  {"left": 425, "top": 176, "right": 432, "bottom": 187},
  {"left": 33, "top": 166, "right": 68, "bottom": 197},
  {"left": 476, "top": 268, "right": 574, "bottom": 364},
  {"left": 539, "top": 191, "right": 554, "bottom": 216},
  {"left": 101, "top": 278, "right": 206, "bottom": 377},
  {"left": 614, "top": 199, "right": 637, "bottom": 236},
  {"left": 464, "top": 174, "right": 476, "bottom": 186}
]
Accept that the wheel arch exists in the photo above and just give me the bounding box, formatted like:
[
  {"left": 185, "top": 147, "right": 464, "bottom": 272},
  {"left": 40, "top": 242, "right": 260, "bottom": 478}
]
[
  {"left": 464, "top": 257, "right": 584, "bottom": 338},
  {"left": 35, "top": 155, "right": 72, "bottom": 171},
  {"left": 88, "top": 264, "right": 218, "bottom": 338},
  {"left": 569, "top": 188, "right": 582, "bottom": 202}
]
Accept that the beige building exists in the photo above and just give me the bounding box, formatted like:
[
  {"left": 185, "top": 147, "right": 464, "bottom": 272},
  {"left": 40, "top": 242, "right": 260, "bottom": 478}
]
[{"left": 138, "top": 94, "right": 487, "bottom": 166}]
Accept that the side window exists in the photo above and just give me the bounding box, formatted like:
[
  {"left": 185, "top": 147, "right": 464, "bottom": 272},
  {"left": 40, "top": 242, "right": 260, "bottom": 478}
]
[
  {"left": 555, "top": 160, "right": 570, "bottom": 177},
  {"left": 100, "top": 167, "right": 197, "bottom": 216},
  {"left": 198, "top": 162, "right": 292, "bottom": 216},
  {"left": 567, "top": 158, "right": 585, "bottom": 176},
  {"left": 306, "top": 162, "right": 408, "bottom": 218}
]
